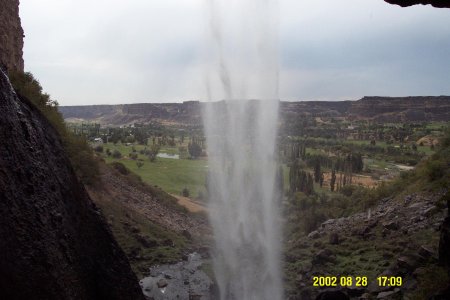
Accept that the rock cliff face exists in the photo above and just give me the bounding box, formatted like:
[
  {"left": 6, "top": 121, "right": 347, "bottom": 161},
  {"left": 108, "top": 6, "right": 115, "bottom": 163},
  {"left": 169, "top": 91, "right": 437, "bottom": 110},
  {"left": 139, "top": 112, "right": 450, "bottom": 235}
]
[
  {"left": 385, "top": 0, "right": 450, "bottom": 8},
  {"left": 0, "top": 69, "right": 144, "bottom": 299},
  {"left": 0, "top": 0, "right": 24, "bottom": 71},
  {"left": 60, "top": 96, "right": 450, "bottom": 126},
  {"left": 347, "top": 96, "right": 450, "bottom": 122}
]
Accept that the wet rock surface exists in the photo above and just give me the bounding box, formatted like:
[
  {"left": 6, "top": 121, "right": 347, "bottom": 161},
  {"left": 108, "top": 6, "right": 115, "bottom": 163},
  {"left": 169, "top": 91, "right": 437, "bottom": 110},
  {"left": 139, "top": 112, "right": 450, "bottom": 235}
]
[
  {"left": 0, "top": 69, "right": 143, "bottom": 299},
  {"left": 139, "top": 253, "right": 213, "bottom": 300}
]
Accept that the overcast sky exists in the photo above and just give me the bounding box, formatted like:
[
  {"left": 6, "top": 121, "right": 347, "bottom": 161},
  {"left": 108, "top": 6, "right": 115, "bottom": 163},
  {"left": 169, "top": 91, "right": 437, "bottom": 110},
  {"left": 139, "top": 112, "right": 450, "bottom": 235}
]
[{"left": 20, "top": 0, "right": 450, "bottom": 105}]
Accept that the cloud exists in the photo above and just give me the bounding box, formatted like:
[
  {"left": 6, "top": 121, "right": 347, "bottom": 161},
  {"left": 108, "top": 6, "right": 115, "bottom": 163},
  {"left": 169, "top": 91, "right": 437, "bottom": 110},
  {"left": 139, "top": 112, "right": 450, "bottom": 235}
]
[
  {"left": 279, "top": 0, "right": 450, "bottom": 100},
  {"left": 20, "top": 0, "right": 450, "bottom": 105}
]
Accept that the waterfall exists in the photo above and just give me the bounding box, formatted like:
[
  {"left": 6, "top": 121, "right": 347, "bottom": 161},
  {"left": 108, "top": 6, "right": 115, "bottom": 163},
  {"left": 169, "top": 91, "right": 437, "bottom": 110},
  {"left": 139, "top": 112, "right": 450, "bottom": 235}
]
[{"left": 203, "top": 0, "right": 282, "bottom": 299}]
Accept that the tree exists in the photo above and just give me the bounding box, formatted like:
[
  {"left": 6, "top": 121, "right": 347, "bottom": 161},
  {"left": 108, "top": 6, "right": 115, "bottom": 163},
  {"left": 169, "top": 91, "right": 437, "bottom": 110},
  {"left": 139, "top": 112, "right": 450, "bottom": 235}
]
[
  {"left": 330, "top": 168, "right": 336, "bottom": 192},
  {"left": 354, "top": 153, "right": 364, "bottom": 173},
  {"left": 289, "top": 160, "right": 314, "bottom": 196},
  {"left": 188, "top": 137, "right": 202, "bottom": 158},
  {"left": 306, "top": 173, "right": 314, "bottom": 195},
  {"left": 179, "top": 146, "right": 187, "bottom": 159},
  {"left": 112, "top": 150, "right": 122, "bottom": 159},
  {"left": 94, "top": 145, "right": 103, "bottom": 153},
  {"left": 314, "top": 159, "right": 321, "bottom": 183},
  {"left": 148, "top": 144, "right": 160, "bottom": 162},
  {"left": 124, "top": 135, "right": 135, "bottom": 144},
  {"left": 276, "top": 165, "right": 284, "bottom": 200}
]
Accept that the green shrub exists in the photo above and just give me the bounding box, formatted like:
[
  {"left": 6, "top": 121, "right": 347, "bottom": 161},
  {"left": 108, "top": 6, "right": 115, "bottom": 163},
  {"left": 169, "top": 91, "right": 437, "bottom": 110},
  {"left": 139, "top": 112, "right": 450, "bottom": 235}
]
[
  {"left": 112, "top": 150, "right": 122, "bottom": 159},
  {"left": 94, "top": 145, "right": 104, "bottom": 153},
  {"left": 111, "top": 162, "right": 129, "bottom": 175},
  {"left": 426, "top": 160, "right": 444, "bottom": 181},
  {"left": 65, "top": 134, "right": 99, "bottom": 185},
  {"left": 339, "top": 185, "right": 356, "bottom": 197},
  {"left": 148, "top": 144, "right": 160, "bottom": 162}
]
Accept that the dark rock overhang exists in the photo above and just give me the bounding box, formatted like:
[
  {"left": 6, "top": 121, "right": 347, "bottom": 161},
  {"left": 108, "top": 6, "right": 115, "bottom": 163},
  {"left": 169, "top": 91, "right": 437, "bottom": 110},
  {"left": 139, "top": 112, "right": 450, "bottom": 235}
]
[{"left": 385, "top": 0, "right": 450, "bottom": 8}]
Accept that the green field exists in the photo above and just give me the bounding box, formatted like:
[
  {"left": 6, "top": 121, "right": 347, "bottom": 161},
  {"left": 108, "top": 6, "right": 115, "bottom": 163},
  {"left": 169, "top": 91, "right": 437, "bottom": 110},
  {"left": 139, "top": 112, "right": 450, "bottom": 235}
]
[{"left": 101, "top": 143, "right": 207, "bottom": 197}]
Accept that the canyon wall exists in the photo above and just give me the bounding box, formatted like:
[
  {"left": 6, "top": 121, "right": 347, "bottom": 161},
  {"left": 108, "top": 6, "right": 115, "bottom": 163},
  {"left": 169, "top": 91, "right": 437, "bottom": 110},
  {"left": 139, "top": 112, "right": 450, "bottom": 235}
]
[
  {"left": 0, "top": 0, "right": 24, "bottom": 71},
  {"left": 0, "top": 1, "right": 144, "bottom": 298},
  {"left": 60, "top": 97, "right": 450, "bottom": 126},
  {"left": 0, "top": 69, "right": 144, "bottom": 299}
]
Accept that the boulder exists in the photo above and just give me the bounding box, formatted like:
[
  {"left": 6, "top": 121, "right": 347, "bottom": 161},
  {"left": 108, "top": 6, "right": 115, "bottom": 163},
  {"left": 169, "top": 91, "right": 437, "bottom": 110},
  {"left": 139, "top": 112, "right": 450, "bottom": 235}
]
[
  {"left": 136, "top": 234, "right": 158, "bottom": 248},
  {"left": 313, "top": 249, "right": 335, "bottom": 264},
  {"left": 345, "top": 286, "right": 366, "bottom": 297},
  {"left": 315, "top": 290, "right": 349, "bottom": 300},
  {"left": 308, "top": 230, "right": 320, "bottom": 239},
  {"left": 376, "top": 288, "right": 401, "bottom": 299},
  {"left": 359, "top": 293, "right": 370, "bottom": 299},
  {"left": 181, "top": 229, "right": 192, "bottom": 240},
  {"left": 418, "top": 245, "right": 434, "bottom": 259},
  {"left": 157, "top": 278, "right": 168, "bottom": 288},
  {"left": 329, "top": 233, "right": 340, "bottom": 245},
  {"left": 383, "top": 221, "right": 399, "bottom": 231},
  {"left": 396, "top": 256, "right": 418, "bottom": 271},
  {"left": 423, "top": 205, "right": 438, "bottom": 217}
]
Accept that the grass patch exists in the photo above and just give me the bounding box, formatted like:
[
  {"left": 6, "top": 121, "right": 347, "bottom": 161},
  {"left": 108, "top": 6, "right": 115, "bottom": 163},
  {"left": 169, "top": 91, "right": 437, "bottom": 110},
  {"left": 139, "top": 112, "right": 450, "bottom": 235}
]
[{"left": 102, "top": 143, "right": 208, "bottom": 196}]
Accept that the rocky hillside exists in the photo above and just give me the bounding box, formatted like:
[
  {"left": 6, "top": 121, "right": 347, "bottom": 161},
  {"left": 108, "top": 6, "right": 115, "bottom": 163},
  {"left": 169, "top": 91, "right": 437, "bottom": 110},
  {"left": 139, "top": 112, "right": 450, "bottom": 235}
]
[
  {"left": 61, "top": 101, "right": 202, "bottom": 126},
  {"left": 0, "top": 69, "right": 144, "bottom": 299},
  {"left": 86, "top": 162, "right": 210, "bottom": 277},
  {"left": 0, "top": 0, "right": 24, "bottom": 72},
  {"left": 60, "top": 96, "right": 450, "bottom": 126},
  {"left": 347, "top": 96, "right": 450, "bottom": 122},
  {"left": 285, "top": 191, "right": 449, "bottom": 299}
]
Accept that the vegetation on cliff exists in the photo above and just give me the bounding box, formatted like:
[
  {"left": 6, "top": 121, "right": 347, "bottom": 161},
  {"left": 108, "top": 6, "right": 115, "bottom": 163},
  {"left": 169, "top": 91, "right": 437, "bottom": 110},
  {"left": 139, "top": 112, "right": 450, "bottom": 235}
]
[{"left": 8, "top": 71, "right": 99, "bottom": 184}]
